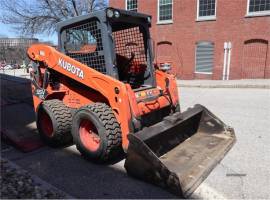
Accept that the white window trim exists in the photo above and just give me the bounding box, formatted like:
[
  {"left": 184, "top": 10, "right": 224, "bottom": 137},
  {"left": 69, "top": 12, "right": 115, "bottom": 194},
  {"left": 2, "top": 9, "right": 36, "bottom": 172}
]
[
  {"left": 196, "top": 0, "right": 217, "bottom": 22},
  {"left": 125, "top": 0, "right": 137, "bottom": 11},
  {"left": 246, "top": 0, "right": 270, "bottom": 17},
  {"left": 157, "top": 0, "right": 173, "bottom": 25},
  {"left": 194, "top": 71, "right": 213, "bottom": 74}
]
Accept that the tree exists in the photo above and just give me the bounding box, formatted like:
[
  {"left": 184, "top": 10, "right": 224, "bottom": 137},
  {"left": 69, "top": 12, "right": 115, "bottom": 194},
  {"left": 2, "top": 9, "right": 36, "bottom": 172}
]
[
  {"left": 0, "top": 0, "right": 107, "bottom": 36},
  {"left": 0, "top": 46, "right": 7, "bottom": 62}
]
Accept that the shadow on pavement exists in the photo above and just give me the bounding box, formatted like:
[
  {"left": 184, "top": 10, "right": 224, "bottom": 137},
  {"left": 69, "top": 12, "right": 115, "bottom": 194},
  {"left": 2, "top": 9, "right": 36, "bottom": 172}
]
[
  {"left": 0, "top": 73, "right": 43, "bottom": 152},
  {"left": 0, "top": 73, "right": 33, "bottom": 106},
  {"left": 6, "top": 145, "right": 178, "bottom": 198}
]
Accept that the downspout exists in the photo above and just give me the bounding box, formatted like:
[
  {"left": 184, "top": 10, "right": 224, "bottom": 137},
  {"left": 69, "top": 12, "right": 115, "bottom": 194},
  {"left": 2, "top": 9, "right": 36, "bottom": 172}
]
[
  {"left": 226, "top": 42, "right": 232, "bottom": 80},
  {"left": 223, "top": 42, "right": 228, "bottom": 80}
]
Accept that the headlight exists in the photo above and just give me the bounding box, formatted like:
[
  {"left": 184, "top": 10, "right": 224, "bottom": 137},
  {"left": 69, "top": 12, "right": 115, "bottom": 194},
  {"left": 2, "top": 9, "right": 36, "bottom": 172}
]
[
  {"left": 106, "top": 8, "right": 114, "bottom": 18},
  {"left": 147, "top": 16, "right": 151, "bottom": 24},
  {"left": 114, "top": 10, "right": 120, "bottom": 18}
]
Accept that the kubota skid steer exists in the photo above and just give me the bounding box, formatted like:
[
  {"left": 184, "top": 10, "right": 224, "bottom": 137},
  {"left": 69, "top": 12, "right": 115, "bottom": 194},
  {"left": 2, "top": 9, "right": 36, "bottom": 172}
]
[{"left": 27, "top": 8, "right": 236, "bottom": 197}]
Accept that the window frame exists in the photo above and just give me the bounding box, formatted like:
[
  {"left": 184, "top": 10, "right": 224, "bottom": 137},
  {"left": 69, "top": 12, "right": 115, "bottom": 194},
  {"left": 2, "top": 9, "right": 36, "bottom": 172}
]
[
  {"left": 194, "top": 41, "right": 214, "bottom": 74},
  {"left": 125, "top": 0, "right": 138, "bottom": 12},
  {"left": 246, "top": 0, "right": 270, "bottom": 17},
  {"left": 157, "top": 0, "right": 173, "bottom": 25},
  {"left": 196, "top": 0, "right": 217, "bottom": 22}
]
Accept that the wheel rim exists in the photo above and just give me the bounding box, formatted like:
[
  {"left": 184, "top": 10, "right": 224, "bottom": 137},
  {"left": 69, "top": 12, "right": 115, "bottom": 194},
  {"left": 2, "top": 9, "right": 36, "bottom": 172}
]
[
  {"left": 79, "top": 119, "right": 101, "bottom": 152},
  {"left": 40, "top": 111, "right": 53, "bottom": 137}
]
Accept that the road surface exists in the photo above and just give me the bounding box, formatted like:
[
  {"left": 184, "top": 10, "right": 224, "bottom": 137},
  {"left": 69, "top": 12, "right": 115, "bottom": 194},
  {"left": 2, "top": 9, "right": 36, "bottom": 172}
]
[{"left": 2, "top": 73, "right": 270, "bottom": 198}]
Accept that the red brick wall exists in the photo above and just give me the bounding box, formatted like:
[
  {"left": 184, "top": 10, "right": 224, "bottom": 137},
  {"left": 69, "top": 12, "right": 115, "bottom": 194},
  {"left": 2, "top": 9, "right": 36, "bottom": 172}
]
[
  {"left": 110, "top": 0, "right": 270, "bottom": 79},
  {"left": 241, "top": 39, "right": 269, "bottom": 78}
]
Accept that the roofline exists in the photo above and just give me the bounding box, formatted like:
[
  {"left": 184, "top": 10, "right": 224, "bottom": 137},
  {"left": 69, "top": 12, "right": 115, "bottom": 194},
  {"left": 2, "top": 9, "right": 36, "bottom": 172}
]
[
  {"left": 108, "top": 7, "right": 151, "bottom": 18},
  {"left": 56, "top": 7, "right": 151, "bottom": 32}
]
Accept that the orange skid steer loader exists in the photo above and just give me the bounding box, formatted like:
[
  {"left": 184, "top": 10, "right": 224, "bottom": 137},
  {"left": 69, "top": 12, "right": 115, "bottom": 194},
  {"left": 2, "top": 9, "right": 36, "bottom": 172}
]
[{"left": 27, "top": 8, "right": 236, "bottom": 197}]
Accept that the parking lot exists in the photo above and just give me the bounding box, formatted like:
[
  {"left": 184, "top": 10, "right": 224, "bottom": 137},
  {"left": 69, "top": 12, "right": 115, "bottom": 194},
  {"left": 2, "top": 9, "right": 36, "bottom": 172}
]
[
  {"left": 1, "top": 72, "right": 270, "bottom": 199},
  {"left": 180, "top": 87, "right": 270, "bottom": 199}
]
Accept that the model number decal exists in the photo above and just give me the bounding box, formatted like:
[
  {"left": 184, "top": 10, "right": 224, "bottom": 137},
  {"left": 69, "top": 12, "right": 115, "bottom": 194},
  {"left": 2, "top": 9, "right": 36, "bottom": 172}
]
[
  {"left": 58, "top": 58, "right": 84, "bottom": 79},
  {"left": 35, "top": 88, "right": 47, "bottom": 100}
]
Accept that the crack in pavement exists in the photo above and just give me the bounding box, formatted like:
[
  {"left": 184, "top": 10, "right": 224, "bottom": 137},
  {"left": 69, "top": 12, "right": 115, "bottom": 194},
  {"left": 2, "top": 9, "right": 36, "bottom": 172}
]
[{"left": 220, "top": 162, "right": 246, "bottom": 199}]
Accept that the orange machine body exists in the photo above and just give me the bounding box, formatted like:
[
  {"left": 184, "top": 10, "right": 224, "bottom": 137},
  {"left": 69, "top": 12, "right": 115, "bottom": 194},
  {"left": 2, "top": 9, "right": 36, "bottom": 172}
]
[{"left": 28, "top": 44, "right": 179, "bottom": 150}]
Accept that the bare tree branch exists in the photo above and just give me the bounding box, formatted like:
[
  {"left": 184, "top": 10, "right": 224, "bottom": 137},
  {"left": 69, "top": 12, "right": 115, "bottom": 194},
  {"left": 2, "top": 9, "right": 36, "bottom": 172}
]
[
  {"left": 0, "top": 0, "right": 107, "bottom": 36},
  {"left": 71, "top": 0, "right": 80, "bottom": 16}
]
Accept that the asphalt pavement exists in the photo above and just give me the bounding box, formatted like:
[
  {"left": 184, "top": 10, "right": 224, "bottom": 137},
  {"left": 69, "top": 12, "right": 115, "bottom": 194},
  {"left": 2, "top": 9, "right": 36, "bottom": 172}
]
[
  {"left": 177, "top": 79, "right": 270, "bottom": 89},
  {"left": 179, "top": 87, "right": 270, "bottom": 199},
  {"left": 1, "top": 71, "right": 270, "bottom": 198}
]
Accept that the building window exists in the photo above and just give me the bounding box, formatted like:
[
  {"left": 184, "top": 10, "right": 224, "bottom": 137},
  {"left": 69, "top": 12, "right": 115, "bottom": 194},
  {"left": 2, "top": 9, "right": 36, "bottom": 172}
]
[
  {"left": 197, "top": 0, "right": 216, "bottom": 21},
  {"left": 247, "top": 0, "right": 270, "bottom": 16},
  {"left": 158, "top": 0, "right": 173, "bottom": 24},
  {"left": 195, "top": 41, "right": 214, "bottom": 74},
  {"left": 126, "top": 0, "right": 137, "bottom": 12}
]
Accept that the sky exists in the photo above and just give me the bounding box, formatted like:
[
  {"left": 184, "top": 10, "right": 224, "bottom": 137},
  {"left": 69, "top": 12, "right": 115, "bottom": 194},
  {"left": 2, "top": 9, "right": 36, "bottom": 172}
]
[{"left": 0, "top": 23, "right": 58, "bottom": 44}]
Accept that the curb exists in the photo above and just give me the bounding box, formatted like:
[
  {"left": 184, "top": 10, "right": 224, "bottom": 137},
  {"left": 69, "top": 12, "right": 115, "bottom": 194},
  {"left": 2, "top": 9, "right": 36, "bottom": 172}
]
[{"left": 177, "top": 83, "right": 270, "bottom": 89}]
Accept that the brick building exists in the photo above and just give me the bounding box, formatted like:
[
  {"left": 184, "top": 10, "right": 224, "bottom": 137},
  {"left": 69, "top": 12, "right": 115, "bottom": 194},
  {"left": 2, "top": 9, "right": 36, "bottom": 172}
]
[{"left": 109, "top": 0, "right": 270, "bottom": 79}]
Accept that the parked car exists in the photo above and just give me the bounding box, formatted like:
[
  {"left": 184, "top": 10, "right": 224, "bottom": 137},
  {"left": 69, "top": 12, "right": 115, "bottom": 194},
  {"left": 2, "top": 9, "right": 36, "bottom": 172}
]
[
  {"left": 0, "top": 62, "right": 6, "bottom": 69},
  {"left": 4, "top": 65, "right": 13, "bottom": 70},
  {"left": 20, "top": 64, "right": 27, "bottom": 69},
  {"left": 12, "top": 64, "right": 20, "bottom": 69}
]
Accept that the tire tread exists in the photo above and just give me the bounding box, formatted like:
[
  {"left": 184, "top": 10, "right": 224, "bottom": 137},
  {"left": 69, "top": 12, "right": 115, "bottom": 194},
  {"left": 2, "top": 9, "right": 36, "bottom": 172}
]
[
  {"left": 38, "top": 99, "right": 72, "bottom": 146},
  {"left": 83, "top": 103, "right": 122, "bottom": 161}
]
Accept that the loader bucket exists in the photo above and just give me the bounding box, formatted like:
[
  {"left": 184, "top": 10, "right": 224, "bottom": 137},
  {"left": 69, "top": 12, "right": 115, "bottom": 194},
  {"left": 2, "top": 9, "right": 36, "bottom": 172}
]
[{"left": 124, "top": 104, "right": 236, "bottom": 197}]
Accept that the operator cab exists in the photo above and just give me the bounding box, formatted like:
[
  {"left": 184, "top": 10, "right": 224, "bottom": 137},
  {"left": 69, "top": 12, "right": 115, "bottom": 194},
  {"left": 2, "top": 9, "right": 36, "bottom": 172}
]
[{"left": 57, "top": 8, "right": 155, "bottom": 90}]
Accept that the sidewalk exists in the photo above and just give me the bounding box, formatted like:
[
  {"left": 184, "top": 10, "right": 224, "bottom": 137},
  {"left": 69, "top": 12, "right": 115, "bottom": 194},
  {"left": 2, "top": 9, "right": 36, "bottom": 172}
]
[
  {"left": 177, "top": 79, "right": 270, "bottom": 89},
  {"left": 0, "top": 69, "right": 30, "bottom": 79},
  {"left": 1, "top": 69, "right": 270, "bottom": 89}
]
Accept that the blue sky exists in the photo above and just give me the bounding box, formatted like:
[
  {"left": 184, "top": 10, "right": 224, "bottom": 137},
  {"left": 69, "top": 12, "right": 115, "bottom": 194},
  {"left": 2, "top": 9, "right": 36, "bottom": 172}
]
[{"left": 0, "top": 23, "right": 58, "bottom": 44}]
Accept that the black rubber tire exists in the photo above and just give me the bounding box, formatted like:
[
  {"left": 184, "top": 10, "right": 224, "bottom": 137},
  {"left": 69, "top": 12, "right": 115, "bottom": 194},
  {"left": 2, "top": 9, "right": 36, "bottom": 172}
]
[
  {"left": 72, "top": 103, "right": 122, "bottom": 163},
  {"left": 36, "top": 99, "right": 73, "bottom": 147}
]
